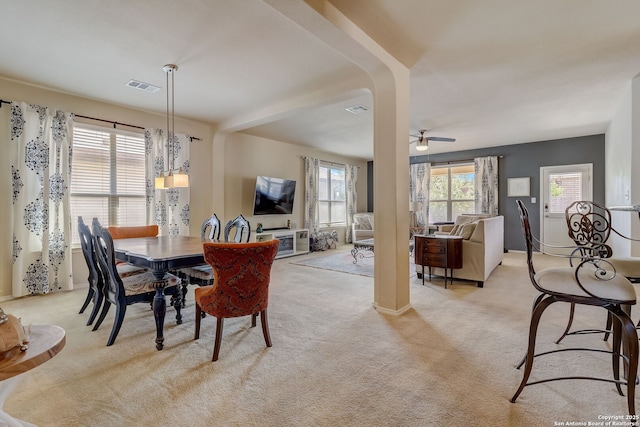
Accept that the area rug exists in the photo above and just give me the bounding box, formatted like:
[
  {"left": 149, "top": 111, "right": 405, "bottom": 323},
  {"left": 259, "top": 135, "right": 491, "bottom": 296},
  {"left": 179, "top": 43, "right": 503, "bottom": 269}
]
[{"left": 290, "top": 249, "right": 417, "bottom": 278}]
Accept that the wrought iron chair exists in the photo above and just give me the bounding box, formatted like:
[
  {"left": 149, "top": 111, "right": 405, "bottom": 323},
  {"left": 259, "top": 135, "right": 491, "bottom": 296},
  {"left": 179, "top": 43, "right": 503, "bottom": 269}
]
[
  {"left": 511, "top": 200, "right": 638, "bottom": 416},
  {"left": 91, "top": 218, "right": 182, "bottom": 346},
  {"left": 194, "top": 240, "right": 279, "bottom": 361},
  {"left": 556, "top": 201, "right": 640, "bottom": 343},
  {"left": 224, "top": 214, "right": 251, "bottom": 243},
  {"left": 78, "top": 217, "right": 146, "bottom": 326}
]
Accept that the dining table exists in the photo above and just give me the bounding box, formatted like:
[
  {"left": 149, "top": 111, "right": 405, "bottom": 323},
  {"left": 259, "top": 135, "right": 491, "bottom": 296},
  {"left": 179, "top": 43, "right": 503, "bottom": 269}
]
[{"left": 113, "top": 235, "right": 205, "bottom": 350}]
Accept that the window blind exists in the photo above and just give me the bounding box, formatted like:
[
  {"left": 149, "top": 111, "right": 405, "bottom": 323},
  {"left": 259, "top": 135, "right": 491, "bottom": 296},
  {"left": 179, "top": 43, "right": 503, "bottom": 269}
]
[{"left": 70, "top": 125, "right": 147, "bottom": 244}]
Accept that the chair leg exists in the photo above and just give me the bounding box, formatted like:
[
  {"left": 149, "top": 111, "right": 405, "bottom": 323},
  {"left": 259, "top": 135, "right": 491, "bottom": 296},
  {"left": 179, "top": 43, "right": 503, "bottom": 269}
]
[
  {"left": 212, "top": 317, "right": 224, "bottom": 362},
  {"left": 603, "top": 311, "right": 613, "bottom": 341},
  {"left": 106, "top": 304, "right": 126, "bottom": 346},
  {"left": 194, "top": 303, "right": 202, "bottom": 340},
  {"left": 516, "top": 293, "right": 545, "bottom": 369},
  {"left": 511, "top": 295, "right": 556, "bottom": 403},
  {"left": 86, "top": 291, "right": 103, "bottom": 326},
  {"left": 92, "top": 300, "right": 111, "bottom": 331},
  {"left": 610, "top": 304, "right": 639, "bottom": 416},
  {"left": 79, "top": 288, "right": 94, "bottom": 314},
  {"left": 260, "top": 309, "right": 272, "bottom": 348},
  {"left": 251, "top": 313, "right": 258, "bottom": 328},
  {"left": 555, "top": 302, "right": 576, "bottom": 344}
]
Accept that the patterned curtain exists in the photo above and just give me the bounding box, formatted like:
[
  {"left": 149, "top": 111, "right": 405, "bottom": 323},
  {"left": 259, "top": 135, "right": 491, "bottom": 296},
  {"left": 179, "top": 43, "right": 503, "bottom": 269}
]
[
  {"left": 474, "top": 156, "right": 499, "bottom": 216},
  {"left": 345, "top": 164, "right": 358, "bottom": 243},
  {"left": 145, "top": 129, "right": 190, "bottom": 236},
  {"left": 409, "top": 162, "right": 431, "bottom": 227},
  {"left": 303, "top": 157, "right": 320, "bottom": 230},
  {"left": 10, "top": 102, "right": 73, "bottom": 296}
]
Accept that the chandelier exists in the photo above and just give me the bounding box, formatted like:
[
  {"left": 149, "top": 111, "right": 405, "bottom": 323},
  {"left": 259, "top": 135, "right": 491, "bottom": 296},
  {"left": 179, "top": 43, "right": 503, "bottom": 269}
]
[{"left": 155, "top": 64, "right": 189, "bottom": 189}]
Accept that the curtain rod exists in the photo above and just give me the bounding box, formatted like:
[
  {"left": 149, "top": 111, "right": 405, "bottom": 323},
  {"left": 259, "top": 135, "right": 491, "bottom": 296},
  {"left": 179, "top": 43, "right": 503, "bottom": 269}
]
[
  {"left": 1, "top": 99, "right": 201, "bottom": 141},
  {"left": 428, "top": 155, "right": 504, "bottom": 166},
  {"left": 300, "top": 156, "right": 360, "bottom": 168}
]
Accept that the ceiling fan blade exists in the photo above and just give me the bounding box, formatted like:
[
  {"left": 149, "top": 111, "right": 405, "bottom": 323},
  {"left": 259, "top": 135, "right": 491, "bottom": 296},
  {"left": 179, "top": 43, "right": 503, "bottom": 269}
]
[{"left": 427, "top": 136, "right": 456, "bottom": 142}]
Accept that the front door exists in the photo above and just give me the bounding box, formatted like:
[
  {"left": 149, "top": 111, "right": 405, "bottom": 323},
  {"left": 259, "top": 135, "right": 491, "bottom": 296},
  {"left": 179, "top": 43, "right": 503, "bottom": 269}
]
[{"left": 540, "top": 164, "right": 593, "bottom": 254}]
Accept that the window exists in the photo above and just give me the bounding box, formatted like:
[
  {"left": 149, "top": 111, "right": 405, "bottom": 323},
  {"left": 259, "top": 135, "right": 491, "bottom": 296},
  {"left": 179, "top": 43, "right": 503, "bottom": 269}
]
[
  {"left": 70, "top": 124, "right": 147, "bottom": 244},
  {"left": 548, "top": 172, "right": 582, "bottom": 213},
  {"left": 428, "top": 163, "right": 475, "bottom": 223},
  {"left": 318, "top": 163, "right": 346, "bottom": 226}
]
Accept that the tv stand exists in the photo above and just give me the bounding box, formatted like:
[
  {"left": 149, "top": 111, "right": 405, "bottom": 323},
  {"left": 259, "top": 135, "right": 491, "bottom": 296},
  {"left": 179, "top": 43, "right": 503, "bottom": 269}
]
[{"left": 254, "top": 229, "right": 309, "bottom": 259}]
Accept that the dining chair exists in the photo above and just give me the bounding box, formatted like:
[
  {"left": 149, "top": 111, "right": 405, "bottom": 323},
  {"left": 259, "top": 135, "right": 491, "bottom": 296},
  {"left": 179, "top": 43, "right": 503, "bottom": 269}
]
[
  {"left": 176, "top": 213, "right": 221, "bottom": 288},
  {"left": 107, "top": 225, "right": 159, "bottom": 239},
  {"left": 91, "top": 218, "right": 182, "bottom": 346},
  {"left": 511, "top": 200, "right": 638, "bottom": 416},
  {"left": 224, "top": 214, "right": 251, "bottom": 243},
  {"left": 78, "top": 217, "right": 147, "bottom": 326},
  {"left": 194, "top": 239, "right": 280, "bottom": 361},
  {"left": 555, "top": 200, "right": 640, "bottom": 344}
]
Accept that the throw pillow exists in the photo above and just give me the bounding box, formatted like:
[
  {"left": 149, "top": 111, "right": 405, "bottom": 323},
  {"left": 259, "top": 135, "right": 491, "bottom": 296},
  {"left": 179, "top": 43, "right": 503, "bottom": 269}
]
[
  {"left": 457, "top": 222, "right": 477, "bottom": 240},
  {"left": 449, "top": 224, "right": 461, "bottom": 235}
]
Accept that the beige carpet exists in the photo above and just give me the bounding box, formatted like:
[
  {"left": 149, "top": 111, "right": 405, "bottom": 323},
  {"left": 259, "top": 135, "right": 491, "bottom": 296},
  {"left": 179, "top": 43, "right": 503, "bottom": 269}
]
[{"left": 1, "top": 247, "right": 636, "bottom": 426}]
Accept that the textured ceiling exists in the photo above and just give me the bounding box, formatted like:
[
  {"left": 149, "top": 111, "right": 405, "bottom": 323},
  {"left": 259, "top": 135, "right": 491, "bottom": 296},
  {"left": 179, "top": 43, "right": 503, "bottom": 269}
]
[{"left": 2, "top": 0, "right": 640, "bottom": 160}]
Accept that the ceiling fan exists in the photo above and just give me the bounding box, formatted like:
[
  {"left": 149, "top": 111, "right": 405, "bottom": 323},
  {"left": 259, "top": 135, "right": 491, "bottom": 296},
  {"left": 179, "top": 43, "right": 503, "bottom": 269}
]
[{"left": 410, "top": 129, "right": 456, "bottom": 152}]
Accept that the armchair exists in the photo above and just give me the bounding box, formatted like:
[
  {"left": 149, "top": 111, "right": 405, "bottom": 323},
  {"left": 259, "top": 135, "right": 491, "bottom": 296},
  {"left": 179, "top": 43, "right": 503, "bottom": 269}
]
[{"left": 352, "top": 212, "right": 374, "bottom": 241}]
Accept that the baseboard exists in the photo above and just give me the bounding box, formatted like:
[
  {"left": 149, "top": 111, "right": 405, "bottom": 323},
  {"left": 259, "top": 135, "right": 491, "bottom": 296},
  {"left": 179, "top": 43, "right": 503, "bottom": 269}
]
[{"left": 372, "top": 302, "right": 412, "bottom": 316}]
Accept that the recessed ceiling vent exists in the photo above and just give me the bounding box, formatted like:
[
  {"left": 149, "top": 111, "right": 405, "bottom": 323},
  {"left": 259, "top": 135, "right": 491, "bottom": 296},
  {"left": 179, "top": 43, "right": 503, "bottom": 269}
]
[
  {"left": 126, "top": 79, "right": 161, "bottom": 93},
  {"left": 345, "top": 104, "right": 369, "bottom": 114}
]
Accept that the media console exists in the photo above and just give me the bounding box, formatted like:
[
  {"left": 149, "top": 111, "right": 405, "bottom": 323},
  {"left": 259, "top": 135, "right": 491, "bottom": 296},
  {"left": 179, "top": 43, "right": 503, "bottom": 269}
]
[{"left": 254, "top": 229, "right": 309, "bottom": 259}]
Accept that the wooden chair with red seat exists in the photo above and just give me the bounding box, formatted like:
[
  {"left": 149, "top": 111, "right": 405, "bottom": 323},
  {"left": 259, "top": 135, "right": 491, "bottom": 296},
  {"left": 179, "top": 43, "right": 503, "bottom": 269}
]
[
  {"left": 107, "top": 225, "right": 159, "bottom": 240},
  {"left": 194, "top": 239, "right": 280, "bottom": 361}
]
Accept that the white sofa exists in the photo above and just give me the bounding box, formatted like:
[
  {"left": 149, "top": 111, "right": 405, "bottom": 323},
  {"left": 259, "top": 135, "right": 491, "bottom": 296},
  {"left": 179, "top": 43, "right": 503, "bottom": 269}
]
[
  {"left": 427, "top": 214, "right": 504, "bottom": 287},
  {"left": 352, "top": 212, "right": 374, "bottom": 241}
]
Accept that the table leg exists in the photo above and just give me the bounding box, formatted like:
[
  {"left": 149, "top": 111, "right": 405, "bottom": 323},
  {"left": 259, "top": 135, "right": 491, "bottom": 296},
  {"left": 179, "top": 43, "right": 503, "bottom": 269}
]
[{"left": 153, "top": 288, "right": 167, "bottom": 351}]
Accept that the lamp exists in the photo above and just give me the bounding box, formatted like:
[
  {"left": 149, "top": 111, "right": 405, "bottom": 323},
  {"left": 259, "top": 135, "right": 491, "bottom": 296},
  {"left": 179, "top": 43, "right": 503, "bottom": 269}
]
[
  {"left": 415, "top": 138, "right": 428, "bottom": 151},
  {"left": 157, "top": 64, "right": 189, "bottom": 189},
  {"left": 410, "top": 201, "right": 420, "bottom": 227}
]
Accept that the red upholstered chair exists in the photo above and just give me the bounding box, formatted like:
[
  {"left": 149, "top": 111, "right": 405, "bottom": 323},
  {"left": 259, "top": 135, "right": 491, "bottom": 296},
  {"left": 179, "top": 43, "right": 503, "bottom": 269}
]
[{"left": 194, "top": 239, "right": 280, "bottom": 361}]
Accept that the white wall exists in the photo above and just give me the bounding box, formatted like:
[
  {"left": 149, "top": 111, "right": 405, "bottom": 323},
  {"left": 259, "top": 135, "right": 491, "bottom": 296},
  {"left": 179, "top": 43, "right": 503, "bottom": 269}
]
[
  {"left": 606, "top": 75, "right": 640, "bottom": 257},
  {"left": 223, "top": 132, "right": 368, "bottom": 241}
]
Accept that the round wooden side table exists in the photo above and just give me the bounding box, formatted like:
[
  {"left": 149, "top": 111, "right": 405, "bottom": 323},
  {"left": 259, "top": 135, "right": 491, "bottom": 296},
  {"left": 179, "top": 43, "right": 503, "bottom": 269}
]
[{"left": 0, "top": 324, "right": 66, "bottom": 426}]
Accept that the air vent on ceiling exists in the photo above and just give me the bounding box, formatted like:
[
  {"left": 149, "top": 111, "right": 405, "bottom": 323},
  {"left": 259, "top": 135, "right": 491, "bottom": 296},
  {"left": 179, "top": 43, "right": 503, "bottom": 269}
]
[
  {"left": 345, "top": 104, "right": 369, "bottom": 114},
  {"left": 126, "top": 79, "right": 161, "bottom": 93}
]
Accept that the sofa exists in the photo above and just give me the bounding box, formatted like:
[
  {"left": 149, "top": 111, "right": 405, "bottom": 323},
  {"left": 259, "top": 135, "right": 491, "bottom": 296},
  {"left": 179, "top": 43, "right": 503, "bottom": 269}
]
[
  {"left": 352, "top": 212, "right": 374, "bottom": 241},
  {"left": 426, "top": 214, "right": 504, "bottom": 287}
]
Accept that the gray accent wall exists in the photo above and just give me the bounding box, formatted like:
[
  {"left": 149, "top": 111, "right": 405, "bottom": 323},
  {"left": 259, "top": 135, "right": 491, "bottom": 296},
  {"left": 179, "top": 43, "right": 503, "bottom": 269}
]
[{"left": 368, "top": 134, "right": 605, "bottom": 251}]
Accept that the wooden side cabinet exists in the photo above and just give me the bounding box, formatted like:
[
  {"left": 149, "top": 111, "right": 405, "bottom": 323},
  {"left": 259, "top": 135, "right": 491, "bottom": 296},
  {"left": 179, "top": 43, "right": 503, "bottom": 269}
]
[{"left": 414, "top": 235, "right": 463, "bottom": 288}]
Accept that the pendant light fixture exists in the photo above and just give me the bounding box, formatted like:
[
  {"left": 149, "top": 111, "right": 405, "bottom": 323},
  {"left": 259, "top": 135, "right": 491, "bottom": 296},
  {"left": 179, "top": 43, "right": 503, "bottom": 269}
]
[{"left": 156, "top": 64, "right": 189, "bottom": 189}]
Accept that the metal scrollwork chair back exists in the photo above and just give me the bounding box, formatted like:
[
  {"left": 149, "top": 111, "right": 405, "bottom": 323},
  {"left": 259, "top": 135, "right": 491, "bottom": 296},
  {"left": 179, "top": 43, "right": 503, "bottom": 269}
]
[{"left": 511, "top": 199, "right": 638, "bottom": 416}]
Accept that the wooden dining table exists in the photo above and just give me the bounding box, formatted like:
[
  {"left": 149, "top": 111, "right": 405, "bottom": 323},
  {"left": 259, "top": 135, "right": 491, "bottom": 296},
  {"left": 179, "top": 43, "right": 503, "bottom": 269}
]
[{"left": 113, "top": 235, "right": 205, "bottom": 350}]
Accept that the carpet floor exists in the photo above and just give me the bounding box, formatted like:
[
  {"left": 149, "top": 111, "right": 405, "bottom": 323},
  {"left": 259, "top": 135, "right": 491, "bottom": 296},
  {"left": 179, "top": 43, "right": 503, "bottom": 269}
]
[{"left": 0, "top": 247, "right": 636, "bottom": 426}]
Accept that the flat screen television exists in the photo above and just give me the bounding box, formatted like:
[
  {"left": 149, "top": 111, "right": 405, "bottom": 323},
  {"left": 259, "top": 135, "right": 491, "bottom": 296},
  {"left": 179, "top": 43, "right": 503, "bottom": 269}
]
[{"left": 252, "top": 176, "right": 296, "bottom": 215}]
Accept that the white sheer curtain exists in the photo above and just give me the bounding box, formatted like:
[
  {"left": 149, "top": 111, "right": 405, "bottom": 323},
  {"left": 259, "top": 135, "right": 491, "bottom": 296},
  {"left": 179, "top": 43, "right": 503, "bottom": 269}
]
[
  {"left": 410, "top": 162, "right": 431, "bottom": 227},
  {"left": 303, "top": 157, "right": 320, "bottom": 230},
  {"left": 145, "top": 129, "right": 190, "bottom": 236},
  {"left": 10, "top": 102, "right": 73, "bottom": 296},
  {"left": 474, "top": 156, "right": 499, "bottom": 216},
  {"left": 345, "top": 164, "right": 358, "bottom": 243}
]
